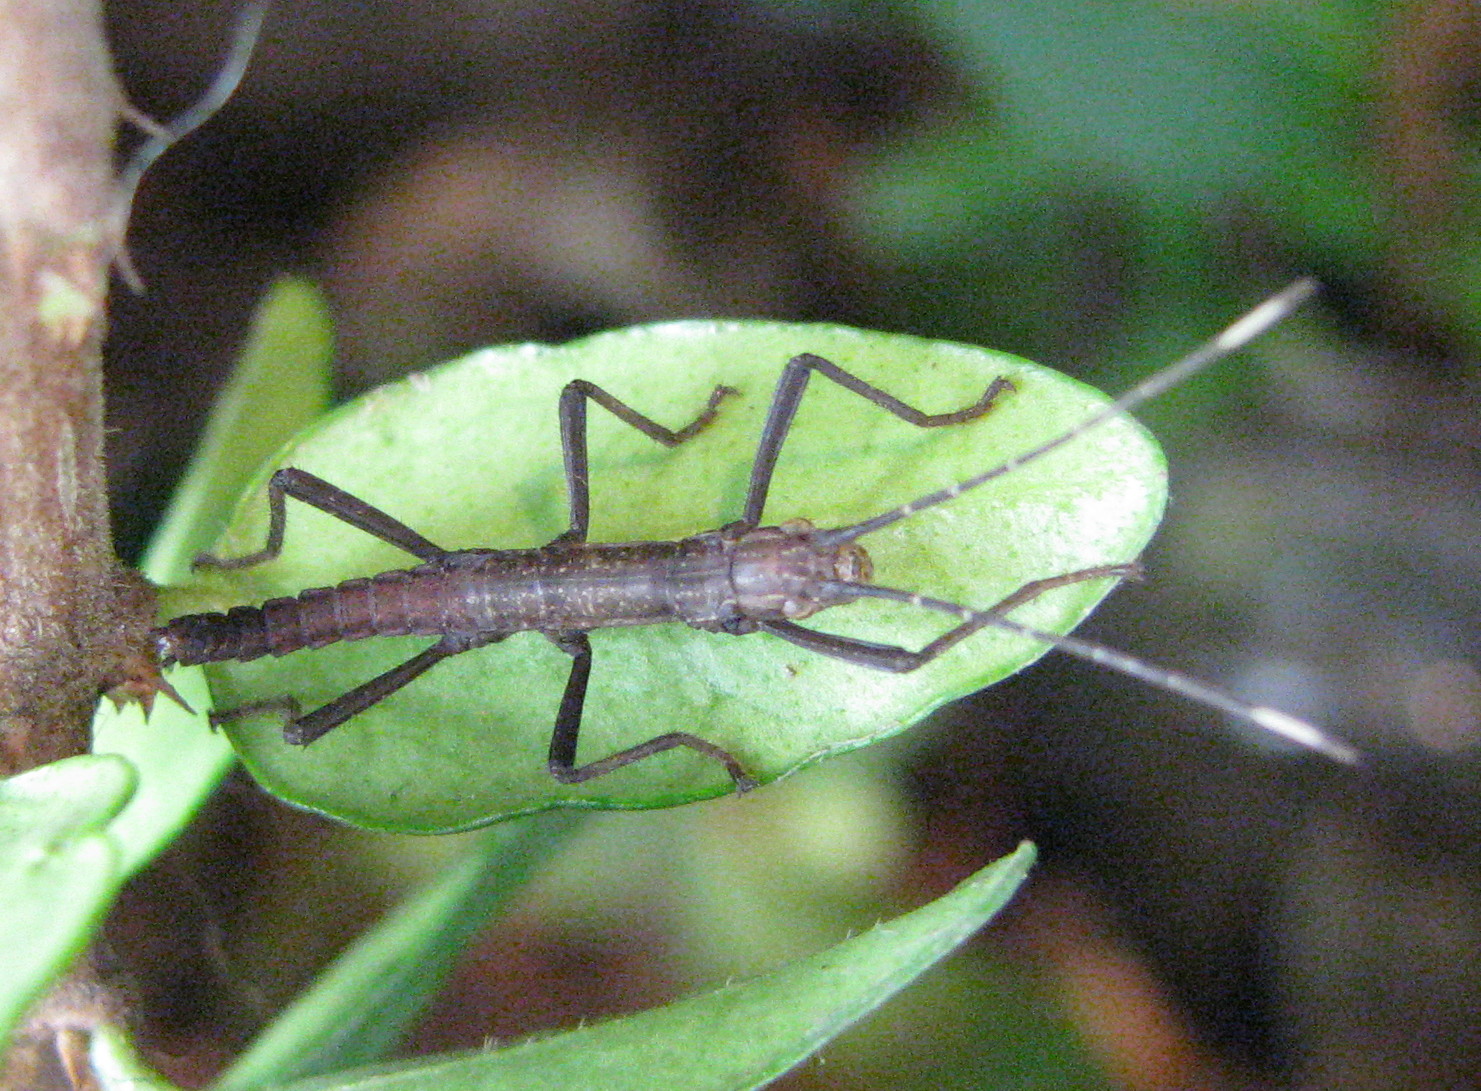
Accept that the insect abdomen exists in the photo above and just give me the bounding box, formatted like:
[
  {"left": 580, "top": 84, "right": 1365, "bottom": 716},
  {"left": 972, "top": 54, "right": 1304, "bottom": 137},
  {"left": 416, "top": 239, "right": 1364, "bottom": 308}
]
[
  {"left": 155, "top": 605, "right": 274, "bottom": 666},
  {"left": 155, "top": 568, "right": 454, "bottom": 666}
]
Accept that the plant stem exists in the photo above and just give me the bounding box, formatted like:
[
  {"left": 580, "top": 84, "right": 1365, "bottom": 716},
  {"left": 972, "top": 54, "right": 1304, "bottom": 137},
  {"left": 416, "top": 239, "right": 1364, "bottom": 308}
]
[
  {"left": 0, "top": 6, "right": 166, "bottom": 1088},
  {"left": 0, "top": 0, "right": 126, "bottom": 774}
]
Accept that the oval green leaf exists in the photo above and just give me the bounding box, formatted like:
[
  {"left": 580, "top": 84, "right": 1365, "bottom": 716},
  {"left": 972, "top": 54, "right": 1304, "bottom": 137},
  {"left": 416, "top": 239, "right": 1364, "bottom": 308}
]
[
  {"left": 0, "top": 754, "right": 134, "bottom": 1044},
  {"left": 160, "top": 321, "right": 1166, "bottom": 832}
]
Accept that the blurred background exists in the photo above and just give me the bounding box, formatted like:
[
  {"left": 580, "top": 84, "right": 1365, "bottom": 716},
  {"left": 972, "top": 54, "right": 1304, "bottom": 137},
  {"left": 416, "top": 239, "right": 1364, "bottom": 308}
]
[{"left": 100, "top": 1, "right": 1481, "bottom": 1088}]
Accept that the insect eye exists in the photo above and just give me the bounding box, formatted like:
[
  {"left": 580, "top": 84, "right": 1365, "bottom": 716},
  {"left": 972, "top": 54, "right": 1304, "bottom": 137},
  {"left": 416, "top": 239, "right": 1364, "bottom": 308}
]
[
  {"left": 836, "top": 544, "right": 872, "bottom": 584},
  {"left": 782, "top": 597, "right": 814, "bottom": 619}
]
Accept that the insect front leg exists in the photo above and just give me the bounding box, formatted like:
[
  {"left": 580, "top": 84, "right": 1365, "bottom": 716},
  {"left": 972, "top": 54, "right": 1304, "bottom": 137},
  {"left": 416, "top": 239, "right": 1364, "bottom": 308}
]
[
  {"left": 557, "top": 379, "right": 737, "bottom": 542},
  {"left": 211, "top": 632, "right": 506, "bottom": 745},
  {"left": 741, "top": 354, "right": 1015, "bottom": 526},
  {"left": 545, "top": 631, "right": 758, "bottom": 792},
  {"left": 195, "top": 467, "right": 448, "bottom": 571},
  {"left": 756, "top": 563, "right": 1141, "bottom": 672}
]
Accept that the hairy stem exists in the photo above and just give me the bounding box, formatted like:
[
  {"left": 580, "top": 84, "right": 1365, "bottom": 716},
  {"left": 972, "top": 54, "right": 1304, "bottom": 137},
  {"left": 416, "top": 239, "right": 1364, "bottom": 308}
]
[
  {"left": 0, "top": 7, "right": 159, "bottom": 1087},
  {"left": 0, "top": 0, "right": 124, "bottom": 773}
]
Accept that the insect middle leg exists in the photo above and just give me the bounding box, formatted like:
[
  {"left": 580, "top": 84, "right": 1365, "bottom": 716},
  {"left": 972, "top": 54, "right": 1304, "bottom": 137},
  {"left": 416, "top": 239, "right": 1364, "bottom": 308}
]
[
  {"left": 756, "top": 563, "right": 1142, "bottom": 672},
  {"left": 545, "top": 631, "right": 757, "bottom": 793},
  {"left": 557, "top": 379, "right": 736, "bottom": 542},
  {"left": 195, "top": 466, "right": 448, "bottom": 571},
  {"left": 741, "top": 354, "right": 1015, "bottom": 526}
]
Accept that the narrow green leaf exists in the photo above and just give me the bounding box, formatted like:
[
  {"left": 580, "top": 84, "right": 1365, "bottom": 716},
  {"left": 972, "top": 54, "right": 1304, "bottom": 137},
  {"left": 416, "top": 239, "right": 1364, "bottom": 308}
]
[
  {"left": 217, "top": 815, "right": 579, "bottom": 1091},
  {"left": 0, "top": 755, "right": 134, "bottom": 1045},
  {"left": 90, "top": 1024, "right": 186, "bottom": 1091},
  {"left": 93, "top": 277, "right": 335, "bottom": 879},
  {"left": 144, "top": 276, "right": 335, "bottom": 581},
  {"left": 164, "top": 321, "right": 1164, "bottom": 832},
  {"left": 88, "top": 669, "right": 220, "bottom": 881},
  {"left": 271, "top": 843, "right": 1036, "bottom": 1091}
]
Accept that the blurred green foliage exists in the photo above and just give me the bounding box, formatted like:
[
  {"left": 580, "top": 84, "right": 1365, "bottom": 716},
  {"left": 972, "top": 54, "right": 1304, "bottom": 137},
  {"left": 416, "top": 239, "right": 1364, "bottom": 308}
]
[{"left": 860, "top": 0, "right": 1476, "bottom": 392}]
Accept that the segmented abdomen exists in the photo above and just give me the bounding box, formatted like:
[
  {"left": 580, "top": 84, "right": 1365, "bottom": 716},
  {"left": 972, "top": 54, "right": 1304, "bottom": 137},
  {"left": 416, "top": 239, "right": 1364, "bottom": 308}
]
[{"left": 154, "top": 567, "right": 454, "bottom": 666}]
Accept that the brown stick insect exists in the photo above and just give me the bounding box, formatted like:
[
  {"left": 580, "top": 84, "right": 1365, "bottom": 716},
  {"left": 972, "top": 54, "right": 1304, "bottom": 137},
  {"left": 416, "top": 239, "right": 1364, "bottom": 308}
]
[{"left": 154, "top": 280, "right": 1355, "bottom": 807}]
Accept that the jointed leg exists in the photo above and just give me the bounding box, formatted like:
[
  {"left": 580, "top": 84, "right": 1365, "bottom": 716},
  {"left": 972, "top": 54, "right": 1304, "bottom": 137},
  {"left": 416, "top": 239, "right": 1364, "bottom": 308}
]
[
  {"left": 742, "top": 353, "right": 1014, "bottom": 526},
  {"left": 557, "top": 380, "right": 736, "bottom": 542},
  {"left": 210, "top": 632, "right": 505, "bottom": 745},
  {"left": 545, "top": 631, "right": 757, "bottom": 792},
  {"left": 757, "top": 563, "right": 1141, "bottom": 672},
  {"left": 196, "top": 467, "right": 447, "bottom": 571}
]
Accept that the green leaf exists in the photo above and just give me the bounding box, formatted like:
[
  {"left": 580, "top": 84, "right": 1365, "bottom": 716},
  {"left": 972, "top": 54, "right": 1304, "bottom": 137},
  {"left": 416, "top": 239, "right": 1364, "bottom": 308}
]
[
  {"left": 93, "top": 277, "right": 335, "bottom": 879},
  {"left": 217, "top": 816, "right": 579, "bottom": 1090},
  {"left": 270, "top": 843, "right": 1036, "bottom": 1091},
  {"left": 88, "top": 669, "right": 220, "bottom": 881},
  {"left": 144, "top": 276, "right": 334, "bottom": 582},
  {"left": 162, "top": 320, "right": 1165, "bottom": 832},
  {"left": 90, "top": 1025, "right": 185, "bottom": 1091},
  {"left": 0, "top": 755, "right": 134, "bottom": 1045}
]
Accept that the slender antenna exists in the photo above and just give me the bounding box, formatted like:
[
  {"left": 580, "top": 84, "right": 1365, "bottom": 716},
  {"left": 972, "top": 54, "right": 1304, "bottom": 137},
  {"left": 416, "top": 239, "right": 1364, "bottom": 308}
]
[
  {"left": 817, "top": 278, "right": 1319, "bottom": 547},
  {"left": 116, "top": 1, "right": 269, "bottom": 215},
  {"left": 830, "top": 581, "right": 1359, "bottom": 764}
]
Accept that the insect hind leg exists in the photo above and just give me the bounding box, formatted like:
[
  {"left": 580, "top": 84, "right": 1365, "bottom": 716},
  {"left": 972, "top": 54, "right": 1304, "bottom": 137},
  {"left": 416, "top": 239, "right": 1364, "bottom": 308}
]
[
  {"left": 195, "top": 467, "right": 448, "bottom": 571},
  {"left": 756, "top": 563, "right": 1141, "bottom": 672},
  {"left": 209, "top": 695, "right": 303, "bottom": 733},
  {"left": 210, "top": 632, "right": 506, "bottom": 745}
]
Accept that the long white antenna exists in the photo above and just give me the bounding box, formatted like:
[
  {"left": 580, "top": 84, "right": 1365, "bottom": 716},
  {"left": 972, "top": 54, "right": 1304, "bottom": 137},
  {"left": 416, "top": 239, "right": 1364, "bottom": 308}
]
[
  {"left": 834, "top": 581, "right": 1359, "bottom": 764},
  {"left": 116, "top": 1, "right": 269, "bottom": 215},
  {"left": 816, "top": 279, "right": 1359, "bottom": 764},
  {"left": 819, "top": 278, "right": 1319, "bottom": 547}
]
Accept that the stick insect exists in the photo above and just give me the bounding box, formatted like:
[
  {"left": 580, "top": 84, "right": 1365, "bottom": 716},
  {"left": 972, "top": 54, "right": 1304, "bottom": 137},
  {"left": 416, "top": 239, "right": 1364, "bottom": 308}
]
[{"left": 154, "top": 279, "right": 1356, "bottom": 795}]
